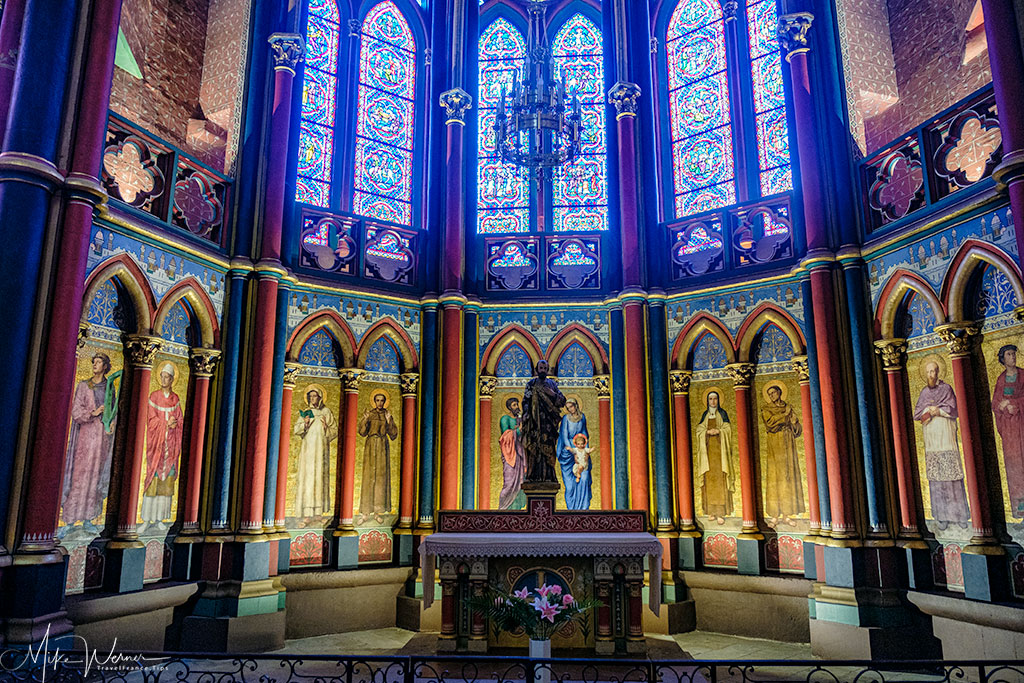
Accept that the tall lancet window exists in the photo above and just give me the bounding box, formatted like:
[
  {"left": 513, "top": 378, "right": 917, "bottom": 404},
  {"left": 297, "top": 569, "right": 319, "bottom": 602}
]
[
  {"left": 297, "top": 0, "right": 342, "bottom": 207},
  {"left": 747, "top": 0, "right": 792, "bottom": 195},
  {"left": 352, "top": 1, "right": 417, "bottom": 225}
]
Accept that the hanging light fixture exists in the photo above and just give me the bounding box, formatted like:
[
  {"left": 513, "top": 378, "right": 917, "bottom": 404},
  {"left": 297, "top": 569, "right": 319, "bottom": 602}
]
[{"left": 494, "top": 0, "right": 583, "bottom": 181}]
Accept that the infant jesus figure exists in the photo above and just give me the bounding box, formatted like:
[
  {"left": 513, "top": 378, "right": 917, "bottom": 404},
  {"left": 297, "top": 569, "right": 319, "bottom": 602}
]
[{"left": 570, "top": 433, "right": 594, "bottom": 482}]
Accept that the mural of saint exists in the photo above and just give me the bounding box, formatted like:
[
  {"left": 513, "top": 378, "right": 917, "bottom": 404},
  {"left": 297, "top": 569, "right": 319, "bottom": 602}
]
[
  {"left": 913, "top": 358, "right": 970, "bottom": 529},
  {"left": 293, "top": 384, "right": 337, "bottom": 520},
  {"left": 58, "top": 352, "right": 120, "bottom": 537},
  {"left": 358, "top": 392, "right": 398, "bottom": 523},
  {"left": 139, "top": 363, "right": 184, "bottom": 533},
  {"left": 760, "top": 382, "right": 803, "bottom": 527},
  {"left": 498, "top": 397, "right": 526, "bottom": 510},
  {"left": 521, "top": 359, "right": 566, "bottom": 483},
  {"left": 695, "top": 389, "right": 733, "bottom": 524},
  {"left": 557, "top": 398, "right": 591, "bottom": 509},
  {"left": 992, "top": 344, "right": 1024, "bottom": 519}
]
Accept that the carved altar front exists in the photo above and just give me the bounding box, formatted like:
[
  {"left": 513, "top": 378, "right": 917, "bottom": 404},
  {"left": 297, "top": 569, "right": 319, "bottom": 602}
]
[{"left": 419, "top": 493, "right": 661, "bottom": 655}]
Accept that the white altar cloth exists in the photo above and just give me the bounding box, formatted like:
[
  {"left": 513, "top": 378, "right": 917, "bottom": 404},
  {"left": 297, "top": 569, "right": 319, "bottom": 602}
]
[{"left": 419, "top": 532, "right": 663, "bottom": 614}]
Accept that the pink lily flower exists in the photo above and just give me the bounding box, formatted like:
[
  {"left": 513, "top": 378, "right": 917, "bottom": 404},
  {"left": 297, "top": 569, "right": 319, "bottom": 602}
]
[
  {"left": 539, "top": 602, "right": 562, "bottom": 622},
  {"left": 513, "top": 588, "right": 530, "bottom": 600},
  {"left": 548, "top": 584, "right": 562, "bottom": 596},
  {"left": 535, "top": 584, "right": 554, "bottom": 597},
  {"left": 562, "top": 594, "right": 575, "bottom": 606}
]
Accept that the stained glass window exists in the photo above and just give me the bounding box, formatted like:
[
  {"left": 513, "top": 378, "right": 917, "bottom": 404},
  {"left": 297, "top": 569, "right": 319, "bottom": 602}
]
[
  {"left": 477, "top": 18, "right": 530, "bottom": 234},
  {"left": 552, "top": 14, "right": 608, "bottom": 232},
  {"left": 666, "top": 0, "right": 735, "bottom": 217},
  {"left": 747, "top": 0, "right": 792, "bottom": 195},
  {"left": 297, "top": 0, "right": 341, "bottom": 207},
  {"left": 352, "top": 1, "right": 417, "bottom": 226}
]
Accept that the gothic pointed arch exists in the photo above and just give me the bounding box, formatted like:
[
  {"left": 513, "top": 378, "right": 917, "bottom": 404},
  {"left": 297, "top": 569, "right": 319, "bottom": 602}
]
[
  {"left": 735, "top": 303, "right": 806, "bottom": 362},
  {"left": 874, "top": 270, "right": 946, "bottom": 338},
  {"left": 546, "top": 323, "right": 609, "bottom": 374},
  {"left": 481, "top": 324, "right": 544, "bottom": 375},
  {"left": 152, "top": 278, "right": 220, "bottom": 348},
  {"left": 355, "top": 317, "right": 418, "bottom": 371},
  {"left": 82, "top": 254, "right": 157, "bottom": 333},
  {"left": 672, "top": 313, "right": 736, "bottom": 370},
  {"left": 287, "top": 310, "right": 358, "bottom": 366},
  {"left": 941, "top": 239, "right": 1024, "bottom": 321}
]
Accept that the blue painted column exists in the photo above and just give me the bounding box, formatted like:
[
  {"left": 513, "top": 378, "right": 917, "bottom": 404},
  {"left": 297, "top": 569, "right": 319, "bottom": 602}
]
[
  {"left": 801, "top": 277, "right": 831, "bottom": 534},
  {"left": 263, "top": 280, "right": 292, "bottom": 528},
  {"left": 647, "top": 295, "right": 673, "bottom": 529},
  {"left": 610, "top": 305, "right": 629, "bottom": 508},
  {"left": 0, "top": 0, "right": 77, "bottom": 554},
  {"left": 417, "top": 300, "right": 439, "bottom": 529},
  {"left": 461, "top": 302, "right": 478, "bottom": 509},
  {"left": 211, "top": 267, "right": 251, "bottom": 530}
]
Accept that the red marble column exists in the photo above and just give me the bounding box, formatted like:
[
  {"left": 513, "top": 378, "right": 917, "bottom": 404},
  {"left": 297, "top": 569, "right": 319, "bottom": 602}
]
[
  {"left": 594, "top": 375, "right": 613, "bottom": 510},
  {"left": 477, "top": 376, "right": 496, "bottom": 510},
  {"left": 114, "top": 335, "right": 162, "bottom": 541},
  {"left": 17, "top": 0, "right": 121, "bottom": 553},
  {"left": 728, "top": 363, "right": 761, "bottom": 536},
  {"left": 609, "top": 82, "right": 643, "bottom": 286},
  {"left": 791, "top": 356, "right": 822, "bottom": 535},
  {"left": 936, "top": 324, "right": 999, "bottom": 549},
  {"left": 670, "top": 371, "right": 697, "bottom": 531},
  {"left": 439, "top": 88, "right": 471, "bottom": 292},
  {"left": 338, "top": 369, "right": 363, "bottom": 533},
  {"left": 274, "top": 363, "right": 301, "bottom": 530},
  {"left": 439, "top": 299, "right": 464, "bottom": 510},
  {"left": 982, "top": 0, "right": 1024, "bottom": 264},
  {"left": 398, "top": 372, "right": 420, "bottom": 526},
  {"left": 622, "top": 300, "right": 650, "bottom": 514},
  {"left": 181, "top": 349, "right": 221, "bottom": 532}
]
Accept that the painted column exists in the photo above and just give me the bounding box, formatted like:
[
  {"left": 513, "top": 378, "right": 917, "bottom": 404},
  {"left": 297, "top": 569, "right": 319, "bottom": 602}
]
[
  {"left": 275, "top": 363, "right": 302, "bottom": 530},
  {"left": 982, "top": 0, "right": 1024, "bottom": 264},
  {"left": 670, "top": 371, "right": 696, "bottom": 531},
  {"left": 240, "top": 34, "right": 303, "bottom": 535},
  {"left": 439, "top": 89, "right": 471, "bottom": 293},
  {"left": 477, "top": 376, "right": 496, "bottom": 510},
  {"left": 608, "top": 82, "right": 643, "bottom": 286},
  {"left": 648, "top": 295, "right": 674, "bottom": 531},
  {"left": 338, "top": 369, "right": 363, "bottom": 533},
  {"left": 727, "top": 363, "right": 761, "bottom": 538},
  {"left": 790, "top": 356, "right": 821, "bottom": 536},
  {"left": 114, "top": 335, "right": 163, "bottom": 541},
  {"left": 593, "top": 375, "right": 612, "bottom": 510},
  {"left": 610, "top": 307, "right": 629, "bottom": 508},
  {"left": 438, "top": 296, "right": 465, "bottom": 510},
  {"left": 398, "top": 373, "right": 420, "bottom": 527},
  {"left": 16, "top": 0, "right": 121, "bottom": 554},
  {"left": 417, "top": 301, "right": 439, "bottom": 529},
  {"left": 263, "top": 282, "right": 292, "bottom": 531},
  {"left": 872, "top": 340, "right": 922, "bottom": 542},
  {"left": 780, "top": 14, "right": 857, "bottom": 540},
  {"left": 182, "top": 349, "right": 221, "bottom": 532},
  {"left": 461, "top": 302, "right": 479, "bottom": 509},
  {"left": 801, "top": 278, "right": 831, "bottom": 535},
  {"left": 0, "top": 0, "right": 27, "bottom": 144}
]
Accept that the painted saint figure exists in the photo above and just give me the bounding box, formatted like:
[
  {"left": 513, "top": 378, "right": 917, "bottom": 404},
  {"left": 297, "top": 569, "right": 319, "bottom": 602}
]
[
  {"left": 358, "top": 392, "right": 399, "bottom": 522},
  {"left": 760, "top": 383, "right": 804, "bottom": 527},
  {"left": 557, "top": 398, "right": 592, "bottom": 509},
  {"left": 695, "top": 390, "right": 733, "bottom": 524},
  {"left": 913, "top": 360, "right": 970, "bottom": 529},
  {"left": 521, "top": 359, "right": 566, "bottom": 484},
  {"left": 139, "top": 363, "right": 184, "bottom": 533},
  {"left": 498, "top": 397, "right": 526, "bottom": 510},
  {"left": 58, "top": 353, "right": 119, "bottom": 537},
  {"left": 992, "top": 344, "right": 1024, "bottom": 519},
  {"left": 293, "top": 385, "right": 337, "bottom": 520}
]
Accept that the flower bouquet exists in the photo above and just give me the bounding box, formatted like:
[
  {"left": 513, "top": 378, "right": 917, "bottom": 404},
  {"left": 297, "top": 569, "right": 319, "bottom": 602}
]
[{"left": 466, "top": 582, "right": 602, "bottom": 642}]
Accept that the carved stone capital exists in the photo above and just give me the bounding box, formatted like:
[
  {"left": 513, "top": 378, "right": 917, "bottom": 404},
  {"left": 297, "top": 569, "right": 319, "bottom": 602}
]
[
  {"left": 401, "top": 372, "right": 420, "bottom": 397},
  {"left": 1015, "top": 305, "right": 1024, "bottom": 323},
  {"left": 723, "top": 0, "right": 740, "bottom": 22},
  {"left": 123, "top": 335, "right": 162, "bottom": 368},
  {"left": 936, "top": 323, "right": 981, "bottom": 358},
  {"left": 790, "top": 355, "right": 810, "bottom": 382},
  {"left": 726, "top": 362, "right": 756, "bottom": 388},
  {"left": 478, "top": 375, "right": 497, "bottom": 398},
  {"left": 873, "top": 339, "right": 908, "bottom": 371},
  {"left": 189, "top": 348, "right": 222, "bottom": 378},
  {"left": 593, "top": 374, "right": 611, "bottom": 398},
  {"left": 778, "top": 12, "right": 814, "bottom": 60},
  {"left": 607, "top": 81, "right": 641, "bottom": 119},
  {"left": 669, "top": 370, "right": 692, "bottom": 395},
  {"left": 341, "top": 368, "right": 364, "bottom": 392},
  {"left": 283, "top": 362, "right": 302, "bottom": 389},
  {"left": 268, "top": 33, "right": 304, "bottom": 72},
  {"left": 77, "top": 323, "right": 90, "bottom": 351},
  {"left": 440, "top": 88, "right": 473, "bottom": 125}
]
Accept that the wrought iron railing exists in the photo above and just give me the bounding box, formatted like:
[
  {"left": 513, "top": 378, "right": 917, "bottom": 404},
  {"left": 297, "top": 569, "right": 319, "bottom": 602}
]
[
  {"left": 102, "top": 112, "right": 233, "bottom": 248},
  {"left": 859, "top": 84, "right": 1002, "bottom": 234},
  {"left": 3, "top": 652, "right": 1021, "bottom": 683}
]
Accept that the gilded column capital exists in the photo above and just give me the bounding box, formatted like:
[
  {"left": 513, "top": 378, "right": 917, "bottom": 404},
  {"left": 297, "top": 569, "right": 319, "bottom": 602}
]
[
  {"left": 440, "top": 88, "right": 473, "bottom": 125},
  {"left": 1015, "top": 305, "right": 1024, "bottom": 323},
  {"left": 283, "top": 362, "right": 302, "bottom": 389},
  {"left": 723, "top": 0, "right": 740, "bottom": 22},
  {"left": 478, "top": 375, "right": 497, "bottom": 398},
  {"left": 77, "top": 323, "right": 90, "bottom": 351},
  {"left": 188, "top": 348, "right": 222, "bottom": 378},
  {"left": 936, "top": 323, "right": 981, "bottom": 358},
  {"left": 669, "top": 370, "right": 692, "bottom": 395},
  {"left": 593, "top": 374, "right": 611, "bottom": 398},
  {"left": 726, "top": 362, "right": 756, "bottom": 389},
  {"left": 401, "top": 372, "right": 420, "bottom": 397},
  {"left": 778, "top": 12, "right": 814, "bottom": 62},
  {"left": 873, "top": 339, "right": 908, "bottom": 371},
  {"left": 123, "top": 335, "right": 162, "bottom": 368},
  {"left": 341, "top": 368, "right": 364, "bottom": 391},
  {"left": 790, "top": 355, "right": 811, "bottom": 382},
  {"left": 268, "top": 33, "right": 304, "bottom": 73},
  {"left": 607, "top": 81, "right": 641, "bottom": 120}
]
